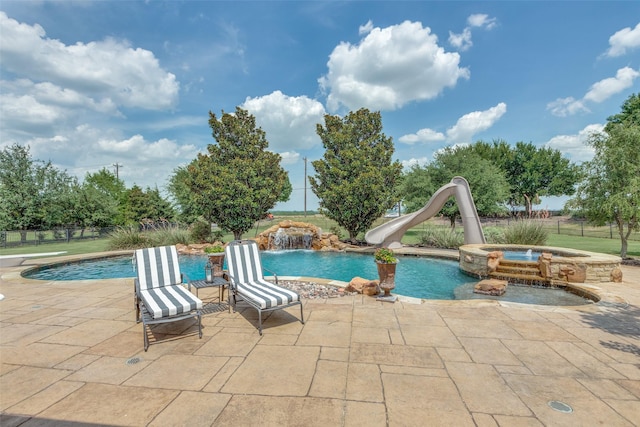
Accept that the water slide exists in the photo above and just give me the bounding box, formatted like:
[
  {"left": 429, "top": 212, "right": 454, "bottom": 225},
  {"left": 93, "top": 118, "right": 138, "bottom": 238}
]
[{"left": 365, "top": 176, "right": 486, "bottom": 249}]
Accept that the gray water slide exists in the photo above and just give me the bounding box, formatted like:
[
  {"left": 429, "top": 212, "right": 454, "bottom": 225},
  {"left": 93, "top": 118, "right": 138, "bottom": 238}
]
[{"left": 364, "top": 176, "right": 486, "bottom": 249}]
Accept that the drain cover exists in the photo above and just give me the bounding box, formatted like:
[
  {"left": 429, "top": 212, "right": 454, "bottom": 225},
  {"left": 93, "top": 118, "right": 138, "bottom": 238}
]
[
  {"left": 126, "top": 357, "right": 141, "bottom": 365},
  {"left": 548, "top": 400, "right": 573, "bottom": 413}
]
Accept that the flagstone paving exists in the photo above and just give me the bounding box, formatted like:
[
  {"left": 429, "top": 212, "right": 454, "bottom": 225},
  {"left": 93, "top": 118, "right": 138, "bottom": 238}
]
[{"left": 1, "top": 253, "right": 639, "bottom": 426}]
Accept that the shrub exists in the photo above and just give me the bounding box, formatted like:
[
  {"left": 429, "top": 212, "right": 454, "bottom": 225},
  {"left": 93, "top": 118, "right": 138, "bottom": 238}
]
[
  {"left": 495, "top": 220, "right": 547, "bottom": 245},
  {"left": 420, "top": 226, "right": 464, "bottom": 249},
  {"left": 190, "top": 220, "right": 211, "bottom": 242},
  {"left": 107, "top": 227, "right": 149, "bottom": 250},
  {"left": 147, "top": 226, "right": 192, "bottom": 247}
]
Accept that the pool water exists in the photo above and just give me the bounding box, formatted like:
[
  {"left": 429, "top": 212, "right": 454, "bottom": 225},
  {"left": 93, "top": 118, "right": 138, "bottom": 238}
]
[
  {"left": 23, "top": 250, "right": 592, "bottom": 305},
  {"left": 25, "top": 251, "right": 471, "bottom": 300}
]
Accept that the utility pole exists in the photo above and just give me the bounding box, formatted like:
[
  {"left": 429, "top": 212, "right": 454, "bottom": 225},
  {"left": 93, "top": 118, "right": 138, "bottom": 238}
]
[
  {"left": 303, "top": 157, "right": 307, "bottom": 217},
  {"left": 112, "top": 163, "right": 123, "bottom": 180}
]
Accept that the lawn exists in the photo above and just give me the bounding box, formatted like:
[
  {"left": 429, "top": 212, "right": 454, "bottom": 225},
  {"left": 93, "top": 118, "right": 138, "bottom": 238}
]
[{"left": 1, "top": 214, "right": 636, "bottom": 258}]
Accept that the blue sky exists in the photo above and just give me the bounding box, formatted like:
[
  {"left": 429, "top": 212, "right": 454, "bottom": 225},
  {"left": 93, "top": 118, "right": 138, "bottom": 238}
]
[{"left": 1, "top": 1, "right": 639, "bottom": 212}]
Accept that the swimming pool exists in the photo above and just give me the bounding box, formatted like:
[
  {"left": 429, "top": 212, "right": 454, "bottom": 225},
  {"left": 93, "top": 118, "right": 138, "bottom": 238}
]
[
  {"left": 22, "top": 250, "right": 592, "bottom": 305},
  {"left": 24, "top": 251, "right": 471, "bottom": 300}
]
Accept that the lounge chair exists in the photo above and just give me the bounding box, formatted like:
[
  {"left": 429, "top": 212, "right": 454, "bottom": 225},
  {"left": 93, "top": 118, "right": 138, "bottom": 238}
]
[
  {"left": 225, "top": 240, "right": 304, "bottom": 334},
  {"left": 134, "top": 245, "right": 203, "bottom": 351}
]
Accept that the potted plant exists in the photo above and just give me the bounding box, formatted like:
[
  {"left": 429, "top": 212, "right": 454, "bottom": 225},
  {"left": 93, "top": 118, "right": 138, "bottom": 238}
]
[
  {"left": 374, "top": 247, "right": 397, "bottom": 298},
  {"left": 204, "top": 244, "right": 225, "bottom": 277}
]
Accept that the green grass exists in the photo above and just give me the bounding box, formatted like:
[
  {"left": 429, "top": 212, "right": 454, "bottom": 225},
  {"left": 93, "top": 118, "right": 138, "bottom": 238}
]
[
  {"left": 2, "top": 214, "right": 637, "bottom": 258},
  {"left": 0, "top": 239, "right": 110, "bottom": 257}
]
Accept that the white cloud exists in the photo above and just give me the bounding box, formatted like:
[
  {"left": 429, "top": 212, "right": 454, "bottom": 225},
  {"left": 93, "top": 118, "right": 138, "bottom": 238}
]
[
  {"left": 544, "top": 123, "right": 603, "bottom": 163},
  {"left": 604, "top": 22, "right": 640, "bottom": 57},
  {"left": 445, "top": 102, "right": 507, "bottom": 144},
  {"left": 241, "top": 91, "right": 326, "bottom": 152},
  {"left": 399, "top": 103, "right": 506, "bottom": 146},
  {"left": 548, "top": 67, "right": 639, "bottom": 117},
  {"left": 398, "top": 128, "right": 446, "bottom": 144},
  {"left": 359, "top": 20, "right": 374, "bottom": 36},
  {"left": 449, "top": 13, "right": 497, "bottom": 51},
  {"left": 0, "top": 11, "right": 179, "bottom": 112},
  {"left": 448, "top": 28, "right": 472, "bottom": 51},
  {"left": 467, "top": 14, "right": 497, "bottom": 30},
  {"left": 21, "top": 125, "right": 200, "bottom": 188},
  {"left": 402, "top": 157, "right": 429, "bottom": 170},
  {"left": 278, "top": 151, "right": 301, "bottom": 165},
  {"left": 583, "top": 66, "right": 639, "bottom": 103},
  {"left": 546, "top": 96, "right": 590, "bottom": 117},
  {"left": 319, "top": 20, "right": 470, "bottom": 112}
]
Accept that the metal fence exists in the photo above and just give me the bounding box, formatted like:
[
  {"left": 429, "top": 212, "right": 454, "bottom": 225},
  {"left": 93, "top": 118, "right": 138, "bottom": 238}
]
[{"left": 0, "top": 227, "right": 115, "bottom": 248}]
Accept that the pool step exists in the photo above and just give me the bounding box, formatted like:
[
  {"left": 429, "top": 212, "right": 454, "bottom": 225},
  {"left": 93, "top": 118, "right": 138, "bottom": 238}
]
[
  {"left": 489, "top": 271, "right": 549, "bottom": 284},
  {"left": 495, "top": 265, "right": 540, "bottom": 275}
]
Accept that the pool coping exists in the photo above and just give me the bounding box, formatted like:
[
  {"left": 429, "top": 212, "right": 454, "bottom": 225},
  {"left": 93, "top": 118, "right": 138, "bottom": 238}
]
[{"left": 3, "top": 247, "right": 631, "bottom": 312}]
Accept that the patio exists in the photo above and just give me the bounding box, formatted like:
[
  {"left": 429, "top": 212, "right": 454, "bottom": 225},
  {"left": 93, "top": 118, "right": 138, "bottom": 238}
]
[{"left": 1, "top": 253, "right": 639, "bottom": 426}]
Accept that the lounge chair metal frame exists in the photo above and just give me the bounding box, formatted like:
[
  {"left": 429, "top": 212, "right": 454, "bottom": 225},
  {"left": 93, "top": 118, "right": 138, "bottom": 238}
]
[
  {"left": 134, "top": 245, "right": 203, "bottom": 351},
  {"left": 225, "top": 240, "right": 304, "bottom": 334}
]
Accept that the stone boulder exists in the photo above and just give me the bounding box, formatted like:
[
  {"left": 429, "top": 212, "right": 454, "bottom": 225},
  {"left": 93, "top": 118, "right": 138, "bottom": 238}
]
[
  {"left": 559, "top": 264, "right": 587, "bottom": 283},
  {"left": 346, "top": 277, "right": 380, "bottom": 296},
  {"left": 610, "top": 267, "right": 623, "bottom": 283},
  {"left": 538, "top": 252, "right": 553, "bottom": 278},
  {"left": 474, "top": 279, "right": 508, "bottom": 296},
  {"left": 486, "top": 251, "right": 504, "bottom": 272}
]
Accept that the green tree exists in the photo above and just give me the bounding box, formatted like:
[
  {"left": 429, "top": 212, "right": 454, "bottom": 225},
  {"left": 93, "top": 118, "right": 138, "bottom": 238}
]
[
  {"left": 402, "top": 146, "right": 509, "bottom": 227},
  {"left": 571, "top": 96, "right": 639, "bottom": 257},
  {"left": 167, "top": 166, "right": 200, "bottom": 224},
  {"left": 0, "top": 144, "right": 76, "bottom": 239},
  {"left": 184, "top": 107, "right": 290, "bottom": 240},
  {"left": 473, "top": 140, "right": 580, "bottom": 215},
  {"left": 82, "top": 168, "right": 125, "bottom": 227},
  {"left": 120, "top": 185, "right": 175, "bottom": 225},
  {"left": 309, "top": 108, "right": 403, "bottom": 241}
]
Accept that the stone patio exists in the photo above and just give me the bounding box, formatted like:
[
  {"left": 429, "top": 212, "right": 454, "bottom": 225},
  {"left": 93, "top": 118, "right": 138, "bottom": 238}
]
[{"left": 1, "top": 253, "right": 639, "bottom": 426}]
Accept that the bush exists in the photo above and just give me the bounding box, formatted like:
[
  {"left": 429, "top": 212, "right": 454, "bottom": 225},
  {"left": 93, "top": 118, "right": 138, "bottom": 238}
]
[
  {"left": 147, "top": 226, "right": 191, "bottom": 247},
  {"left": 420, "top": 227, "right": 464, "bottom": 249},
  {"left": 495, "top": 220, "right": 547, "bottom": 245},
  {"left": 190, "top": 220, "right": 211, "bottom": 242},
  {"left": 107, "top": 227, "right": 149, "bottom": 250}
]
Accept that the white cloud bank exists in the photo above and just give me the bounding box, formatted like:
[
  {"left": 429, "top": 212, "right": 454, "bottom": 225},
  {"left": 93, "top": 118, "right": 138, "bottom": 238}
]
[
  {"left": 241, "top": 91, "right": 326, "bottom": 155},
  {"left": 544, "top": 123, "right": 603, "bottom": 163},
  {"left": 0, "top": 12, "right": 193, "bottom": 190},
  {"left": 399, "top": 102, "right": 507, "bottom": 145},
  {"left": 319, "top": 20, "right": 470, "bottom": 112},
  {"left": 547, "top": 66, "right": 639, "bottom": 117},
  {"left": 604, "top": 22, "right": 640, "bottom": 57}
]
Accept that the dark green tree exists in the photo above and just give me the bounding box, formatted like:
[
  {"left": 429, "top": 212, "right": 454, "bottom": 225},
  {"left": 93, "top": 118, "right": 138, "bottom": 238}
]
[
  {"left": 120, "top": 185, "right": 175, "bottom": 225},
  {"left": 309, "top": 108, "right": 403, "bottom": 241},
  {"left": 571, "top": 94, "right": 639, "bottom": 257},
  {"left": 402, "top": 146, "right": 509, "bottom": 227},
  {"left": 184, "top": 107, "right": 290, "bottom": 240},
  {"left": 473, "top": 140, "right": 580, "bottom": 215},
  {"left": 82, "top": 168, "right": 125, "bottom": 227},
  {"left": 0, "top": 144, "right": 76, "bottom": 239}
]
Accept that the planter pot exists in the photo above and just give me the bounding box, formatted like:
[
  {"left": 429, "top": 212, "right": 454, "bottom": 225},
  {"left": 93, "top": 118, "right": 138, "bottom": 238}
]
[
  {"left": 376, "top": 262, "right": 396, "bottom": 296},
  {"left": 207, "top": 253, "right": 225, "bottom": 277}
]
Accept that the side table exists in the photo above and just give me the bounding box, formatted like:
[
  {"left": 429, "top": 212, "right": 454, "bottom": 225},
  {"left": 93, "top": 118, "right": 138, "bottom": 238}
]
[{"left": 189, "top": 277, "right": 228, "bottom": 307}]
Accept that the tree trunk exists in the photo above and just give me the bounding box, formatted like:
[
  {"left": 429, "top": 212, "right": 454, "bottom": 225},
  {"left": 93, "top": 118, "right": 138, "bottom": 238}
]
[
  {"left": 616, "top": 216, "right": 629, "bottom": 258},
  {"left": 523, "top": 194, "right": 532, "bottom": 218},
  {"left": 233, "top": 231, "right": 242, "bottom": 241},
  {"left": 449, "top": 216, "right": 456, "bottom": 230}
]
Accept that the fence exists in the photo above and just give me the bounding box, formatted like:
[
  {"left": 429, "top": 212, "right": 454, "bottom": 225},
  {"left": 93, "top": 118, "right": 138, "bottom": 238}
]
[
  {"left": 0, "top": 227, "right": 115, "bottom": 248},
  {"left": 2, "top": 216, "right": 638, "bottom": 249}
]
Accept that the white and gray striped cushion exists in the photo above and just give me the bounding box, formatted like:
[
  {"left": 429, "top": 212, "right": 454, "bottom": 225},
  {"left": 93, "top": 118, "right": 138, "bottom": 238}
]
[
  {"left": 135, "top": 246, "right": 181, "bottom": 290},
  {"left": 226, "top": 241, "right": 300, "bottom": 309},
  {"left": 135, "top": 245, "right": 202, "bottom": 318},
  {"left": 140, "top": 285, "right": 202, "bottom": 319}
]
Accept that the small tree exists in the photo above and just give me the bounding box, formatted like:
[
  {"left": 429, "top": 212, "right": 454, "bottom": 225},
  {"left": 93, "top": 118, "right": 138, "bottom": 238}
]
[
  {"left": 184, "top": 107, "right": 290, "bottom": 240},
  {"left": 309, "top": 108, "right": 402, "bottom": 241},
  {"left": 571, "top": 121, "right": 639, "bottom": 258}
]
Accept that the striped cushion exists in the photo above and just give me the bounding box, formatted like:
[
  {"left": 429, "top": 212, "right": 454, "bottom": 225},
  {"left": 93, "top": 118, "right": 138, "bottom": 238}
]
[
  {"left": 140, "top": 284, "right": 202, "bottom": 319},
  {"left": 135, "top": 246, "right": 181, "bottom": 290},
  {"left": 226, "top": 240, "right": 300, "bottom": 309},
  {"left": 236, "top": 279, "right": 300, "bottom": 309}
]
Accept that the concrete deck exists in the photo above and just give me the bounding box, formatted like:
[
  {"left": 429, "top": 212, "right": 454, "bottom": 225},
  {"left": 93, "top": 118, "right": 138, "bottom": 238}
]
[{"left": 1, "top": 253, "right": 639, "bottom": 426}]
